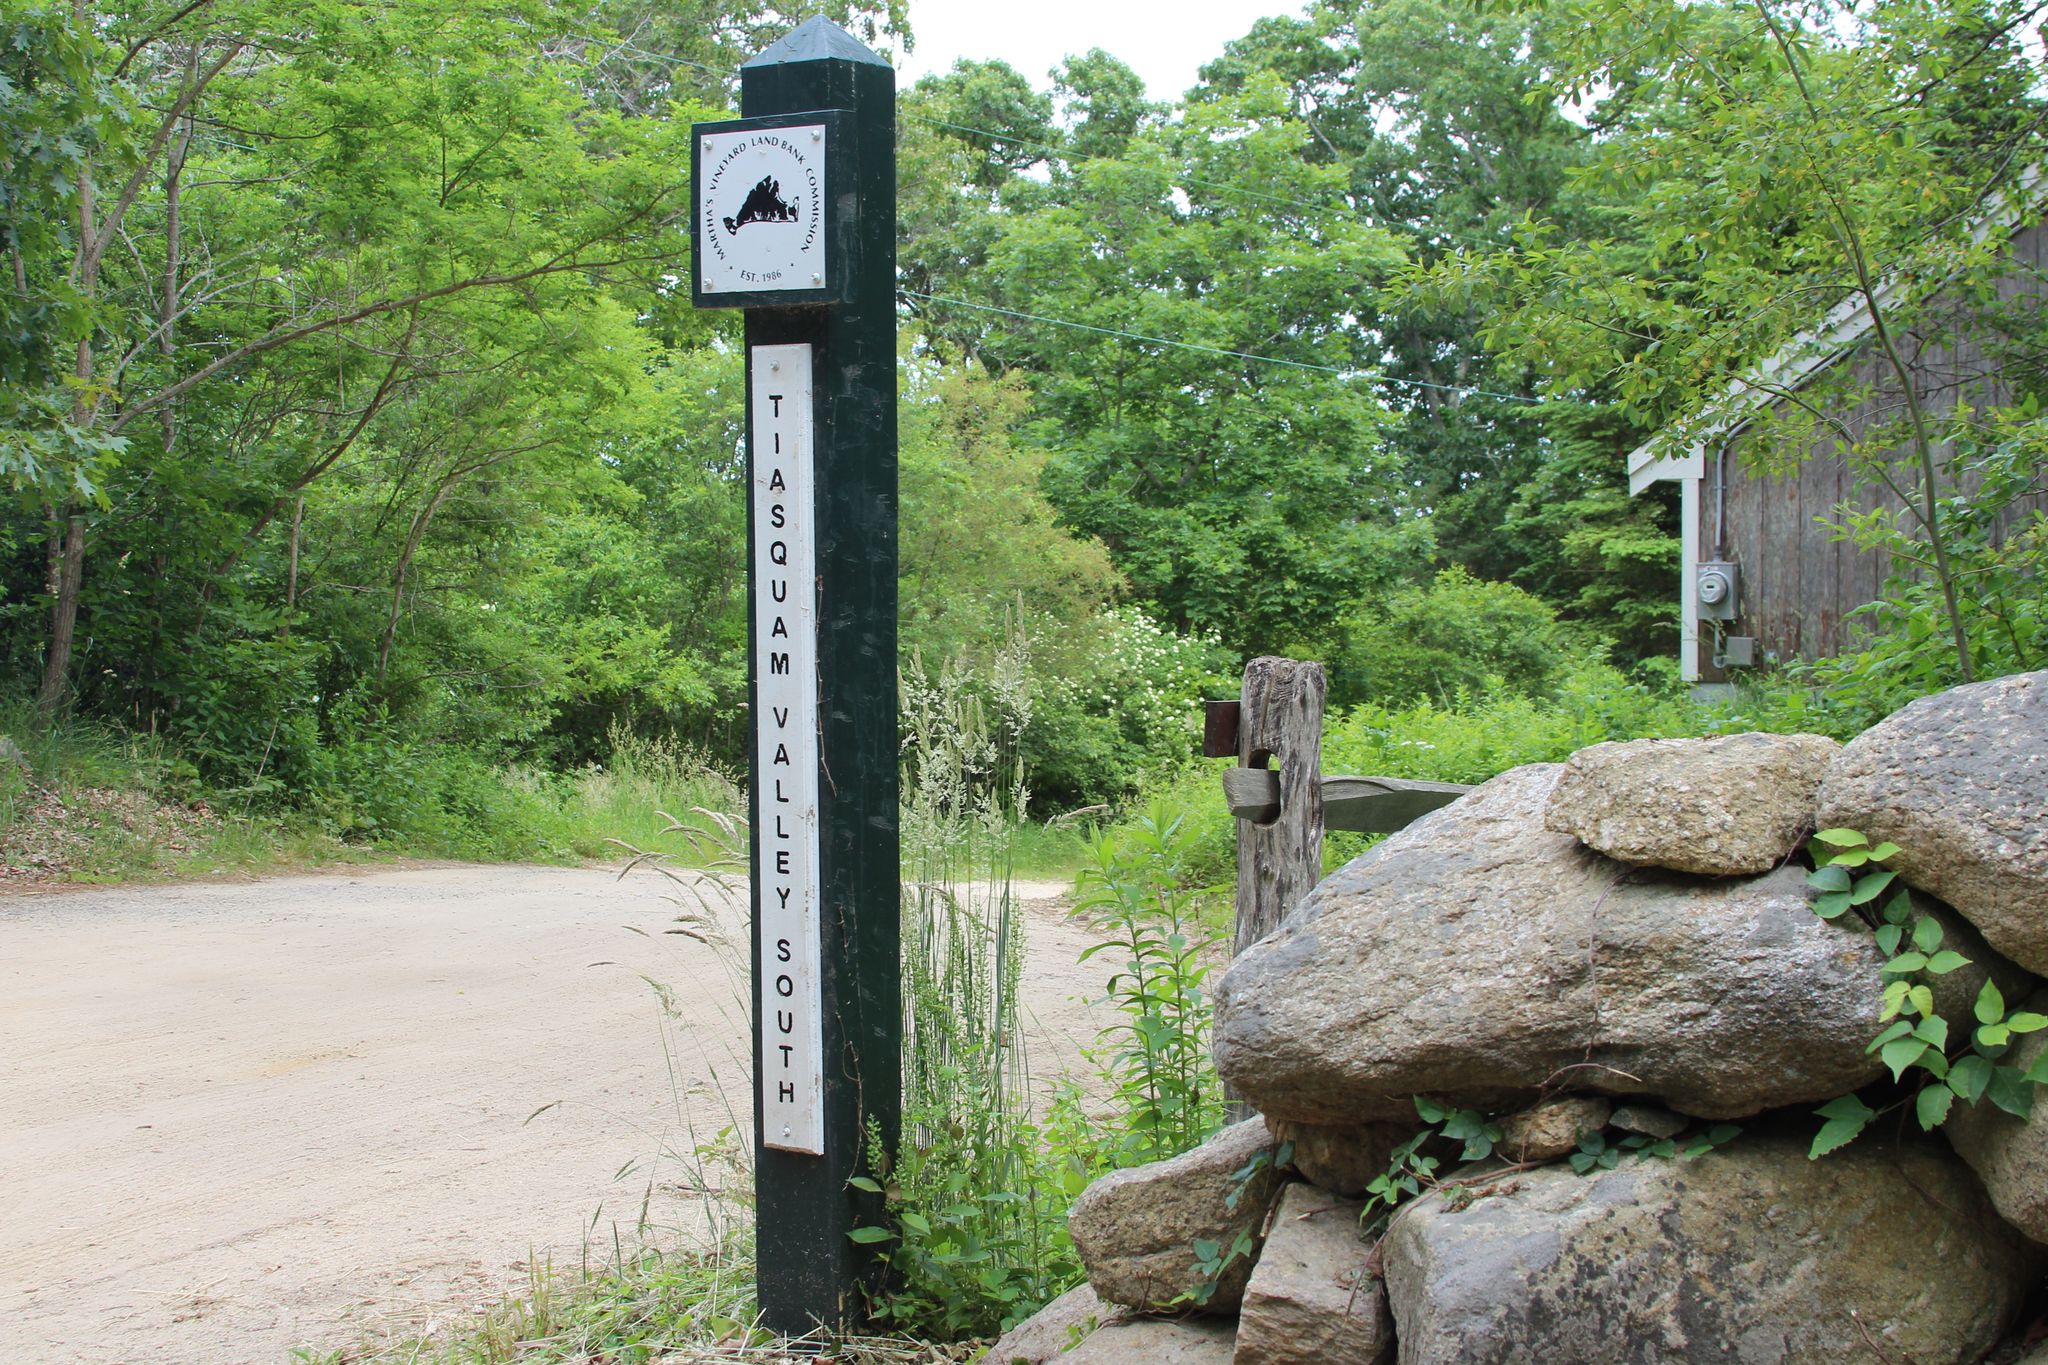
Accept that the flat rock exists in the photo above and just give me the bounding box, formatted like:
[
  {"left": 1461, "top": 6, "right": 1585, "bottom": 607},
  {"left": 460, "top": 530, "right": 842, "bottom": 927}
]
[
  {"left": 1945, "top": 992, "right": 2048, "bottom": 1244},
  {"left": 1058, "top": 1313, "right": 1238, "bottom": 1364},
  {"left": 1263, "top": 1117, "right": 1412, "bottom": 1197},
  {"left": 1608, "top": 1103, "right": 1685, "bottom": 1139},
  {"left": 1232, "top": 1184, "right": 1390, "bottom": 1365},
  {"left": 1544, "top": 732, "right": 1840, "bottom": 875},
  {"left": 982, "top": 1282, "right": 1110, "bottom": 1364},
  {"left": 1817, "top": 670, "right": 2048, "bottom": 972},
  {"left": 1383, "top": 1135, "right": 2037, "bottom": 1364},
  {"left": 1499, "top": 1097, "right": 1611, "bottom": 1163},
  {"left": 1068, "top": 1118, "right": 1283, "bottom": 1313},
  {"left": 1215, "top": 765, "right": 1911, "bottom": 1123}
]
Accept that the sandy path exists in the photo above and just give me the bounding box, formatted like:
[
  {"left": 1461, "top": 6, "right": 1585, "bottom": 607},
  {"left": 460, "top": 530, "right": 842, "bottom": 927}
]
[{"left": 0, "top": 864, "right": 1109, "bottom": 1365}]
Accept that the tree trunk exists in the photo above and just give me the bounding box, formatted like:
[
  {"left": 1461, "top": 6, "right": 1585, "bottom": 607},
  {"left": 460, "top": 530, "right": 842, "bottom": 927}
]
[
  {"left": 37, "top": 513, "right": 87, "bottom": 723},
  {"left": 283, "top": 497, "right": 303, "bottom": 639},
  {"left": 40, "top": 120, "right": 97, "bottom": 727}
]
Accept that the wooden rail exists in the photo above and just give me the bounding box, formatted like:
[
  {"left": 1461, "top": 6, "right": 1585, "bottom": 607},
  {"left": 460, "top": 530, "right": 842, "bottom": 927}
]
[{"left": 1220, "top": 769, "right": 1472, "bottom": 834}]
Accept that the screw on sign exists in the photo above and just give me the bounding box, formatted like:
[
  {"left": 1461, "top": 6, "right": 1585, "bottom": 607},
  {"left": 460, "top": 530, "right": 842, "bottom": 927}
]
[{"left": 688, "top": 16, "right": 900, "bottom": 1337}]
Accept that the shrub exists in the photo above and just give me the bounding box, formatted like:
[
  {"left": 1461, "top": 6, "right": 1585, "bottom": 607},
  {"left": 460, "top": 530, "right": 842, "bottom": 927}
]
[
  {"left": 1327, "top": 566, "right": 1572, "bottom": 708},
  {"left": 1022, "top": 606, "right": 1234, "bottom": 810}
]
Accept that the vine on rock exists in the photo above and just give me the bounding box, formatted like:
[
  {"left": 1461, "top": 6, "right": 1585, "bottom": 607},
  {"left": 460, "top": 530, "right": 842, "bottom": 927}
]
[{"left": 1805, "top": 829, "right": 2048, "bottom": 1157}]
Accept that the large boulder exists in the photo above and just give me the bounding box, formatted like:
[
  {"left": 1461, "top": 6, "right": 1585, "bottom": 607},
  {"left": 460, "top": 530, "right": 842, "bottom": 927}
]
[
  {"left": 1068, "top": 1119, "right": 1284, "bottom": 1313},
  {"left": 1215, "top": 765, "right": 1906, "bottom": 1123},
  {"left": 1817, "top": 669, "right": 2048, "bottom": 973},
  {"left": 1382, "top": 1136, "right": 2036, "bottom": 1364},
  {"left": 1232, "top": 1183, "right": 1391, "bottom": 1365},
  {"left": 1544, "top": 732, "right": 1840, "bottom": 875},
  {"left": 1944, "top": 992, "right": 2048, "bottom": 1244}
]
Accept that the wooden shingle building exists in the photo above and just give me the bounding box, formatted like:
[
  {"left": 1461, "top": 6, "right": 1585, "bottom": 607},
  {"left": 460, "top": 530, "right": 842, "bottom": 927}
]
[{"left": 1628, "top": 213, "right": 2048, "bottom": 689}]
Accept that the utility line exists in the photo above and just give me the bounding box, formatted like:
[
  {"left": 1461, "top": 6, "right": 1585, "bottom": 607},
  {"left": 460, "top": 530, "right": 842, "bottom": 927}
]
[
  {"left": 903, "top": 112, "right": 1520, "bottom": 252},
  {"left": 566, "top": 34, "right": 1522, "bottom": 253},
  {"left": 900, "top": 289, "right": 1538, "bottom": 403}
]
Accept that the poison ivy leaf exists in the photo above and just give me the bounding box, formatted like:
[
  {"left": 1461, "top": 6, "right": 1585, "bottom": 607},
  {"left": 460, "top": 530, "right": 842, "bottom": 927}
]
[
  {"left": 1881, "top": 893, "right": 1914, "bottom": 926},
  {"left": 1976, "top": 980, "right": 2007, "bottom": 1025},
  {"left": 1813, "top": 828, "right": 1870, "bottom": 848},
  {"left": 1875, "top": 925, "right": 1904, "bottom": 956},
  {"left": 1948, "top": 1054, "right": 1993, "bottom": 1103},
  {"left": 847, "top": 1226, "right": 894, "bottom": 1243},
  {"left": 1880, "top": 1037, "right": 1928, "bottom": 1080},
  {"left": 1868, "top": 842, "right": 1902, "bottom": 861},
  {"left": 1866, "top": 1019, "right": 1914, "bottom": 1053},
  {"left": 1924, "top": 951, "right": 1971, "bottom": 975},
  {"left": 1816, "top": 1095, "right": 1876, "bottom": 1121},
  {"left": 2007, "top": 1012, "right": 2048, "bottom": 1034},
  {"left": 1911, "top": 915, "right": 1943, "bottom": 953},
  {"left": 1916, "top": 1085, "right": 1953, "bottom": 1131},
  {"left": 1810, "top": 1113, "right": 1871, "bottom": 1158},
  {"left": 1441, "top": 1110, "right": 1487, "bottom": 1140},
  {"left": 1850, "top": 869, "right": 1898, "bottom": 904},
  {"left": 1909, "top": 985, "right": 1936, "bottom": 1018},
  {"left": 1813, "top": 891, "right": 1853, "bottom": 919},
  {"left": 1913, "top": 1016, "right": 1948, "bottom": 1049},
  {"left": 1807, "top": 865, "right": 1851, "bottom": 892},
  {"left": 1886, "top": 951, "right": 1929, "bottom": 974},
  {"left": 1987, "top": 1066, "right": 2036, "bottom": 1119},
  {"left": 1978, "top": 1023, "right": 2012, "bottom": 1048}
]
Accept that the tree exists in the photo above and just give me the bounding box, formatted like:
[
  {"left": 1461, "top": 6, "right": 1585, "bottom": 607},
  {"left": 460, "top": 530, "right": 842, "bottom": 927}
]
[
  {"left": 1199, "top": 3, "right": 1611, "bottom": 583},
  {"left": 918, "top": 68, "right": 1417, "bottom": 655},
  {"left": 1428, "top": 0, "right": 2048, "bottom": 686}
]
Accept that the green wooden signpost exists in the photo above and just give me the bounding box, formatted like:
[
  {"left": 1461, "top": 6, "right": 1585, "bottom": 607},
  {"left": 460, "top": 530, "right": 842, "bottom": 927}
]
[{"left": 691, "top": 16, "right": 900, "bottom": 1335}]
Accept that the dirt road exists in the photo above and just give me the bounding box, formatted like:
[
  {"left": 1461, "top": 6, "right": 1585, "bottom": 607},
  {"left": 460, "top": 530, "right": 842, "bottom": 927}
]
[{"left": 0, "top": 864, "right": 1110, "bottom": 1364}]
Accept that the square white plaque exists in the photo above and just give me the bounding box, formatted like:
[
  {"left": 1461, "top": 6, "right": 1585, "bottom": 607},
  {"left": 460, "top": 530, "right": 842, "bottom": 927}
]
[{"left": 700, "top": 125, "right": 828, "bottom": 297}]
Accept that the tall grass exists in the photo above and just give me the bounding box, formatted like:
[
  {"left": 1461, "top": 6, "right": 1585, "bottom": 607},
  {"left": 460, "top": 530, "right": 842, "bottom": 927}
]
[
  {"left": 0, "top": 698, "right": 370, "bottom": 882},
  {"left": 0, "top": 701, "right": 742, "bottom": 882},
  {"left": 868, "top": 633, "right": 1085, "bottom": 1337}
]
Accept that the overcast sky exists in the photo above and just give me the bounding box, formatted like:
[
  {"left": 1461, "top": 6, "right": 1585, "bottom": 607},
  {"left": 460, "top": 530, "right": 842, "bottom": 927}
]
[{"left": 889, "top": 0, "right": 1310, "bottom": 101}]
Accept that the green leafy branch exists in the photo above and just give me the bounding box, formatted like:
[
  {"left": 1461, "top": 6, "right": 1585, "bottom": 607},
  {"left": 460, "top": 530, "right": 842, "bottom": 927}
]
[
  {"left": 1357, "top": 1097, "right": 1503, "bottom": 1232},
  {"left": 1182, "top": 1140, "right": 1291, "bottom": 1308},
  {"left": 1806, "top": 828, "right": 2048, "bottom": 1157},
  {"left": 1568, "top": 1122, "right": 1740, "bottom": 1174}
]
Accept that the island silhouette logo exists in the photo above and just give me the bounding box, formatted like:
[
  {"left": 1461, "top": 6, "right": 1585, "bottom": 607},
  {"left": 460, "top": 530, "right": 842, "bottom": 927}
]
[
  {"left": 696, "top": 122, "right": 826, "bottom": 291},
  {"left": 724, "top": 176, "right": 799, "bottom": 234}
]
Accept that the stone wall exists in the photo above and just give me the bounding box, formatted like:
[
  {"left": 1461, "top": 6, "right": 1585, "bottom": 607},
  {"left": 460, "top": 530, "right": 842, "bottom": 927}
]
[{"left": 987, "top": 670, "right": 2048, "bottom": 1365}]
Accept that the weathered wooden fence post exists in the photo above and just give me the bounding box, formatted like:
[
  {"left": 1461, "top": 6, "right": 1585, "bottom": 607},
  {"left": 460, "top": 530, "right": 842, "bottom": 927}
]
[
  {"left": 1231, "top": 657, "right": 1326, "bottom": 956},
  {"left": 690, "top": 16, "right": 899, "bottom": 1336}
]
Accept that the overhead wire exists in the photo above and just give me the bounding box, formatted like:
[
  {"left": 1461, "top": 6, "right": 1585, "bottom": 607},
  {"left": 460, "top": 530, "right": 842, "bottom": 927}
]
[
  {"left": 569, "top": 32, "right": 1523, "bottom": 254},
  {"left": 901, "top": 111, "right": 1523, "bottom": 253},
  {"left": 573, "top": 31, "right": 1537, "bottom": 401},
  {"left": 899, "top": 289, "right": 1539, "bottom": 403}
]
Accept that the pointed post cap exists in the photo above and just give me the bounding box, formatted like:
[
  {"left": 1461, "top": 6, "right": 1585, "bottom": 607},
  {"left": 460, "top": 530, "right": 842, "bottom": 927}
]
[{"left": 742, "top": 15, "right": 892, "bottom": 69}]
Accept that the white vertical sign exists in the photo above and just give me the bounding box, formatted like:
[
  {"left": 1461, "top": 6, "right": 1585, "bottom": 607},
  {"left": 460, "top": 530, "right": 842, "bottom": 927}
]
[{"left": 751, "top": 342, "right": 824, "bottom": 1156}]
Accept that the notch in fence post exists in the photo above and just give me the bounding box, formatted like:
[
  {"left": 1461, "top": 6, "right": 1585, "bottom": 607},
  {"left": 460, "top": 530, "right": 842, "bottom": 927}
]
[{"left": 1233, "top": 657, "right": 1326, "bottom": 958}]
